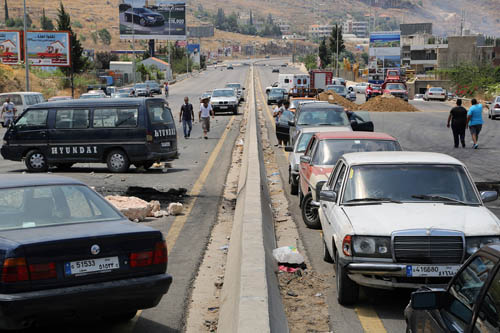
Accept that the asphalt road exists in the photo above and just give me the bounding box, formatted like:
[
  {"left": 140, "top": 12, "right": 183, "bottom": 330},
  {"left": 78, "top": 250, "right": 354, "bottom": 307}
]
[
  {"left": 256, "top": 59, "right": 500, "bottom": 333},
  {"left": 0, "top": 65, "right": 249, "bottom": 332}
]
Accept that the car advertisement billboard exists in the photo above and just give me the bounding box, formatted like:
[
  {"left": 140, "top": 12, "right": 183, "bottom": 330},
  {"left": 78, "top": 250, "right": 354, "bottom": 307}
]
[
  {"left": 26, "top": 31, "right": 71, "bottom": 67},
  {"left": 368, "top": 31, "right": 401, "bottom": 83},
  {"left": 119, "top": 0, "right": 186, "bottom": 40},
  {"left": 0, "top": 31, "right": 21, "bottom": 65}
]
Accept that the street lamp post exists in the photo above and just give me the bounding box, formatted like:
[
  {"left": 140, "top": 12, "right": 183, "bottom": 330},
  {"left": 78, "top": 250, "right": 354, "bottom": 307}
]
[{"left": 23, "top": 0, "right": 30, "bottom": 91}]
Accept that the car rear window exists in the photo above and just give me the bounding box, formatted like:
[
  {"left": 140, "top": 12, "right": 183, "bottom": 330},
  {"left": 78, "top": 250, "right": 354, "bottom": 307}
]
[
  {"left": 147, "top": 102, "right": 174, "bottom": 125},
  {"left": 0, "top": 94, "right": 22, "bottom": 105},
  {"left": 0, "top": 185, "right": 121, "bottom": 230}
]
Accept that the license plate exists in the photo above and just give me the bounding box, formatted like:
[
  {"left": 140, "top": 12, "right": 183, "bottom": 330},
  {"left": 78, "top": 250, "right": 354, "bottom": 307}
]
[
  {"left": 219, "top": 106, "right": 228, "bottom": 109},
  {"left": 406, "top": 265, "right": 460, "bottom": 277},
  {"left": 65, "top": 256, "right": 120, "bottom": 276},
  {"left": 161, "top": 141, "right": 170, "bottom": 148}
]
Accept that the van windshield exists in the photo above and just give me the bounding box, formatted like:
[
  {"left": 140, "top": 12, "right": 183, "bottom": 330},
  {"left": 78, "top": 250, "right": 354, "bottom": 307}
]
[{"left": 147, "top": 102, "right": 174, "bottom": 125}]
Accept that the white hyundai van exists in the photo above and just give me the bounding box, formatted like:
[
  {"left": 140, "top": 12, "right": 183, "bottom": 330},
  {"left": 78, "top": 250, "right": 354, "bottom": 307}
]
[{"left": 0, "top": 92, "right": 45, "bottom": 127}]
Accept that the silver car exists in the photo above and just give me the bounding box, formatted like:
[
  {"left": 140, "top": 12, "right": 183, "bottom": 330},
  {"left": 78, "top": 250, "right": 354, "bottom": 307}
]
[
  {"left": 424, "top": 87, "right": 446, "bottom": 101},
  {"left": 285, "top": 126, "right": 351, "bottom": 195},
  {"left": 326, "top": 85, "right": 348, "bottom": 98},
  {"left": 488, "top": 96, "right": 500, "bottom": 119}
]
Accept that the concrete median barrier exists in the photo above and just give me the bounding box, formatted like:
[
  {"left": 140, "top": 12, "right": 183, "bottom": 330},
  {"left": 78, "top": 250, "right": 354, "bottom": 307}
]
[{"left": 218, "top": 65, "right": 288, "bottom": 333}]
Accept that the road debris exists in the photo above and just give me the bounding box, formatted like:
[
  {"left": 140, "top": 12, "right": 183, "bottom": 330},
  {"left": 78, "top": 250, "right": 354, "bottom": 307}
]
[
  {"left": 168, "top": 202, "right": 183, "bottom": 215},
  {"left": 105, "top": 195, "right": 166, "bottom": 221},
  {"left": 318, "top": 91, "right": 360, "bottom": 110},
  {"left": 273, "top": 246, "right": 305, "bottom": 265},
  {"left": 360, "top": 95, "right": 419, "bottom": 112}
]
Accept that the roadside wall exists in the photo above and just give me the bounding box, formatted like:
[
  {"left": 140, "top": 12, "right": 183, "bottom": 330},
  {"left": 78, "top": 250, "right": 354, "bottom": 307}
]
[{"left": 218, "top": 66, "right": 288, "bottom": 333}]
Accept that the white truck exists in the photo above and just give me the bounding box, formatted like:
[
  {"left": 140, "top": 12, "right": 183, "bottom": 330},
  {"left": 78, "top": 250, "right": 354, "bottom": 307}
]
[{"left": 266, "top": 74, "right": 310, "bottom": 94}]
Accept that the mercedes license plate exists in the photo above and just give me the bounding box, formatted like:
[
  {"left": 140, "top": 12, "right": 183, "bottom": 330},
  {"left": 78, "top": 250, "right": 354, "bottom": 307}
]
[
  {"left": 161, "top": 141, "right": 170, "bottom": 148},
  {"left": 65, "top": 257, "right": 120, "bottom": 276},
  {"left": 406, "top": 265, "right": 460, "bottom": 277}
]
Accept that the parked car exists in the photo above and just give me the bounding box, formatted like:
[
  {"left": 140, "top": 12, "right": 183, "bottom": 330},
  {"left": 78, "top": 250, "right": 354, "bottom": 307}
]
[
  {"left": 447, "top": 92, "right": 456, "bottom": 100},
  {"left": 488, "top": 96, "right": 500, "bottom": 119},
  {"left": 272, "top": 67, "right": 280, "bottom": 73},
  {"left": 285, "top": 127, "right": 352, "bottom": 195},
  {"left": 267, "top": 88, "right": 288, "bottom": 105},
  {"left": 424, "top": 87, "right": 446, "bottom": 101},
  {"left": 134, "top": 83, "right": 151, "bottom": 97},
  {"left": 300, "top": 132, "right": 401, "bottom": 228},
  {"left": 210, "top": 88, "right": 238, "bottom": 114},
  {"left": 325, "top": 85, "right": 348, "bottom": 99},
  {"left": 405, "top": 243, "right": 500, "bottom": 333},
  {"left": 79, "top": 92, "right": 107, "bottom": 99},
  {"left": 319, "top": 151, "right": 500, "bottom": 305},
  {"left": 0, "top": 174, "right": 172, "bottom": 329},
  {"left": 148, "top": 82, "right": 162, "bottom": 95},
  {"left": 275, "top": 109, "right": 294, "bottom": 146},
  {"left": 266, "top": 82, "right": 279, "bottom": 94},
  {"left": 1, "top": 98, "right": 178, "bottom": 173},
  {"left": 365, "top": 84, "right": 382, "bottom": 101},
  {"left": 225, "top": 83, "right": 245, "bottom": 102},
  {"left": 112, "top": 92, "right": 133, "bottom": 98},
  {"left": 289, "top": 97, "right": 317, "bottom": 113},
  {"left": 119, "top": 88, "right": 135, "bottom": 96},
  {"left": 347, "top": 91, "right": 357, "bottom": 102},
  {"left": 350, "top": 82, "right": 369, "bottom": 93},
  {"left": 383, "top": 83, "right": 409, "bottom": 102},
  {"left": 332, "top": 77, "right": 346, "bottom": 86},
  {"left": 124, "top": 7, "right": 165, "bottom": 26},
  {"left": 105, "top": 86, "right": 118, "bottom": 96},
  {"left": 227, "top": 64, "right": 234, "bottom": 70},
  {"left": 0, "top": 92, "right": 45, "bottom": 126},
  {"left": 48, "top": 96, "right": 72, "bottom": 102}
]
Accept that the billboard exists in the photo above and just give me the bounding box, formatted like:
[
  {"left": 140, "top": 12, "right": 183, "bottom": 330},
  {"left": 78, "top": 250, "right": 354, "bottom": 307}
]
[
  {"left": 0, "top": 31, "right": 21, "bottom": 65},
  {"left": 368, "top": 31, "right": 401, "bottom": 83},
  {"left": 26, "top": 31, "right": 71, "bottom": 67},
  {"left": 119, "top": 0, "right": 186, "bottom": 40},
  {"left": 187, "top": 43, "right": 200, "bottom": 65}
]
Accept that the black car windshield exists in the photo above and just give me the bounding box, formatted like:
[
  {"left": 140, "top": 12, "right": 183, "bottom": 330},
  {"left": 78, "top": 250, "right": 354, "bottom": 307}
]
[
  {"left": 313, "top": 139, "right": 400, "bottom": 165},
  {"left": 342, "top": 164, "right": 480, "bottom": 204},
  {"left": 297, "top": 109, "right": 349, "bottom": 126},
  {"left": 327, "top": 86, "right": 346, "bottom": 94},
  {"left": 297, "top": 133, "right": 314, "bottom": 152},
  {"left": 386, "top": 84, "right": 405, "bottom": 90},
  {"left": 212, "top": 90, "right": 234, "bottom": 97},
  {"left": 0, "top": 185, "right": 122, "bottom": 230}
]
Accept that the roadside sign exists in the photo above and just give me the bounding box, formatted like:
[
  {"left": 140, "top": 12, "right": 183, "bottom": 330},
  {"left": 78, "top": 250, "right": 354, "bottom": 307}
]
[
  {"left": 26, "top": 31, "right": 71, "bottom": 67},
  {"left": 0, "top": 30, "right": 21, "bottom": 65}
]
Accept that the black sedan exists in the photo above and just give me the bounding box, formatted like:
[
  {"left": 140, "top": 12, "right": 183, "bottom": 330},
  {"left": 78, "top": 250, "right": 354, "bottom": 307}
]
[
  {"left": 124, "top": 8, "right": 165, "bottom": 26},
  {"left": 405, "top": 243, "right": 500, "bottom": 332},
  {"left": 0, "top": 175, "right": 172, "bottom": 329}
]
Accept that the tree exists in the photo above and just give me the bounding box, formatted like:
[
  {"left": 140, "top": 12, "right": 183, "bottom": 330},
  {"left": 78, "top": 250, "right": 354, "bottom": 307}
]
[
  {"left": 40, "top": 8, "right": 54, "bottom": 30},
  {"left": 4, "top": 0, "right": 8, "bottom": 23},
  {"left": 215, "top": 8, "right": 225, "bottom": 29},
  {"left": 95, "top": 51, "right": 118, "bottom": 70},
  {"left": 249, "top": 10, "right": 253, "bottom": 26},
  {"left": 56, "top": 2, "right": 88, "bottom": 76},
  {"left": 98, "top": 28, "right": 112, "bottom": 45},
  {"left": 361, "top": 52, "right": 369, "bottom": 65},
  {"left": 266, "top": 13, "right": 273, "bottom": 25},
  {"left": 329, "top": 24, "right": 345, "bottom": 66},
  {"left": 318, "top": 37, "right": 329, "bottom": 68}
]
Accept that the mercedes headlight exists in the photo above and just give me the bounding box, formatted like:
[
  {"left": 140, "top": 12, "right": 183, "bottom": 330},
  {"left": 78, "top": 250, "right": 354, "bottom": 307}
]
[
  {"left": 466, "top": 236, "right": 500, "bottom": 255},
  {"left": 352, "top": 236, "right": 391, "bottom": 258}
]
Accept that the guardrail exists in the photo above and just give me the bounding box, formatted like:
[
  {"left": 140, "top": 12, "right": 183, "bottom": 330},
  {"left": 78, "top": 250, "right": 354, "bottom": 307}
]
[{"left": 218, "top": 65, "right": 288, "bottom": 333}]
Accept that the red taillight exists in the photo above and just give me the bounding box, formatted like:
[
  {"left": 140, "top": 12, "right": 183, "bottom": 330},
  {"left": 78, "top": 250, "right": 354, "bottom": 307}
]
[
  {"left": 429, "top": 93, "right": 433, "bottom": 95},
  {"left": 153, "top": 241, "right": 168, "bottom": 265},
  {"left": 130, "top": 251, "right": 153, "bottom": 268},
  {"left": 29, "top": 262, "right": 57, "bottom": 280},
  {"left": 2, "top": 258, "right": 29, "bottom": 283},
  {"left": 342, "top": 236, "right": 352, "bottom": 257},
  {"left": 495, "top": 104, "right": 500, "bottom": 109}
]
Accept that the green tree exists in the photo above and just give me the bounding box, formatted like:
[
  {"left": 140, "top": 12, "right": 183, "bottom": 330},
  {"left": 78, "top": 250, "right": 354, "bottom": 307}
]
[
  {"left": 249, "top": 10, "right": 253, "bottom": 26},
  {"left": 266, "top": 13, "right": 273, "bottom": 25},
  {"left": 215, "top": 8, "right": 225, "bottom": 29},
  {"left": 95, "top": 51, "right": 118, "bottom": 70},
  {"left": 329, "top": 24, "right": 345, "bottom": 65},
  {"left": 56, "top": 2, "right": 88, "bottom": 76},
  {"left": 4, "top": 0, "right": 8, "bottom": 22},
  {"left": 90, "top": 31, "right": 98, "bottom": 44},
  {"left": 98, "top": 28, "right": 112, "bottom": 45},
  {"left": 40, "top": 8, "right": 54, "bottom": 30},
  {"left": 318, "top": 37, "right": 329, "bottom": 68}
]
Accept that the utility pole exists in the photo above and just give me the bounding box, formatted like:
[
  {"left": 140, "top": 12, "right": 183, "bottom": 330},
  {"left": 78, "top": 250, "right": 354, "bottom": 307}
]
[
  {"left": 336, "top": 24, "right": 339, "bottom": 77},
  {"left": 132, "top": 1, "right": 136, "bottom": 85},
  {"left": 23, "top": 0, "right": 29, "bottom": 91}
]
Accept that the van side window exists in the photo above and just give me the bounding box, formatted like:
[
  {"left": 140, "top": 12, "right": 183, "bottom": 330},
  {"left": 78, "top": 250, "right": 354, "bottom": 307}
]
[
  {"left": 93, "top": 108, "right": 138, "bottom": 128},
  {"left": 25, "top": 95, "right": 38, "bottom": 106},
  {"left": 55, "top": 109, "right": 90, "bottom": 129},
  {"left": 0, "top": 94, "right": 22, "bottom": 106},
  {"left": 15, "top": 110, "right": 48, "bottom": 128}
]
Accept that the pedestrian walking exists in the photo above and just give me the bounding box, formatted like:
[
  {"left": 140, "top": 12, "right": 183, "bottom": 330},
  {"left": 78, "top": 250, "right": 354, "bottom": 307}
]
[
  {"left": 180, "top": 96, "right": 194, "bottom": 138},
  {"left": 467, "top": 99, "right": 484, "bottom": 149},
  {"left": 199, "top": 98, "right": 214, "bottom": 140},
  {"left": 164, "top": 82, "right": 169, "bottom": 98},
  {"left": 446, "top": 99, "right": 467, "bottom": 148},
  {"left": 1, "top": 97, "right": 16, "bottom": 128}
]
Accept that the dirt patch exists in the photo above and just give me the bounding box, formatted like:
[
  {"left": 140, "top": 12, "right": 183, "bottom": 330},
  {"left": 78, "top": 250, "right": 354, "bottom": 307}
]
[
  {"left": 318, "top": 91, "right": 360, "bottom": 111},
  {"left": 359, "top": 95, "right": 420, "bottom": 112},
  {"left": 95, "top": 186, "right": 187, "bottom": 209}
]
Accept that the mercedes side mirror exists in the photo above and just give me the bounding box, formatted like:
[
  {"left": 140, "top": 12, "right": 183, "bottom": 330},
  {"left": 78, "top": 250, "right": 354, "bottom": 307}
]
[
  {"left": 284, "top": 146, "right": 293, "bottom": 152},
  {"left": 320, "top": 190, "right": 337, "bottom": 202},
  {"left": 288, "top": 120, "right": 295, "bottom": 127},
  {"left": 300, "top": 155, "right": 311, "bottom": 164},
  {"left": 410, "top": 290, "right": 451, "bottom": 311},
  {"left": 481, "top": 191, "right": 498, "bottom": 203}
]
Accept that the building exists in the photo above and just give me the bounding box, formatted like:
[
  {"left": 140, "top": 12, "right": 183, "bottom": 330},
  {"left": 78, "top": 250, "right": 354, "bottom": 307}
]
[
  {"left": 277, "top": 23, "right": 291, "bottom": 35},
  {"left": 109, "top": 61, "right": 137, "bottom": 84},
  {"left": 401, "top": 34, "right": 447, "bottom": 73},
  {"left": 437, "top": 34, "right": 497, "bottom": 69},
  {"left": 140, "top": 57, "right": 173, "bottom": 81},
  {"left": 308, "top": 24, "right": 333, "bottom": 39},
  {"left": 400, "top": 23, "right": 432, "bottom": 36},
  {"left": 343, "top": 20, "right": 369, "bottom": 38}
]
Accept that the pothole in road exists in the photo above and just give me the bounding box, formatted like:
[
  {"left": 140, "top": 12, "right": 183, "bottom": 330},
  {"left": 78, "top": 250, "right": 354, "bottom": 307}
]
[{"left": 95, "top": 186, "right": 188, "bottom": 208}]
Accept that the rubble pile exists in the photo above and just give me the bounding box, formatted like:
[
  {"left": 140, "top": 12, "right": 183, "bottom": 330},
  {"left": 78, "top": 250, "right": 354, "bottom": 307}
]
[
  {"left": 318, "top": 91, "right": 360, "bottom": 110},
  {"left": 359, "top": 95, "right": 420, "bottom": 112},
  {"left": 105, "top": 195, "right": 180, "bottom": 221}
]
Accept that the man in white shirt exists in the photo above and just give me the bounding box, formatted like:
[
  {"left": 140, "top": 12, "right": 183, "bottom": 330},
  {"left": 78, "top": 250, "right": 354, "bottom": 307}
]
[
  {"left": 199, "top": 98, "right": 214, "bottom": 140},
  {"left": 1, "top": 97, "right": 16, "bottom": 127}
]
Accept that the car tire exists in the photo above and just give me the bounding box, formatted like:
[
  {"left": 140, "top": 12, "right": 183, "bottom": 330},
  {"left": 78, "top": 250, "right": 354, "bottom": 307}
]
[
  {"left": 139, "top": 18, "right": 146, "bottom": 26},
  {"left": 107, "top": 149, "right": 130, "bottom": 173},
  {"left": 25, "top": 150, "right": 48, "bottom": 173},
  {"left": 55, "top": 163, "right": 74, "bottom": 171},
  {"left": 323, "top": 238, "right": 334, "bottom": 263},
  {"left": 301, "top": 193, "right": 321, "bottom": 229},
  {"left": 489, "top": 113, "right": 492, "bottom": 119},
  {"left": 335, "top": 252, "right": 359, "bottom": 305},
  {"left": 105, "top": 310, "right": 137, "bottom": 322}
]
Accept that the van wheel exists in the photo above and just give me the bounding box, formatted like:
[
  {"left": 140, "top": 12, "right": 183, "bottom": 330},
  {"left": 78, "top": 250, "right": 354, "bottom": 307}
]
[
  {"left": 335, "top": 252, "right": 359, "bottom": 305},
  {"left": 25, "top": 150, "right": 48, "bottom": 172},
  {"left": 55, "top": 163, "right": 74, "bottom": 171},
  {"left": 301, "top": 193, "right": 320, "bottom": 229},
  {"left": 107, "top": 150, "right": 130, "bottom": 173}
]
